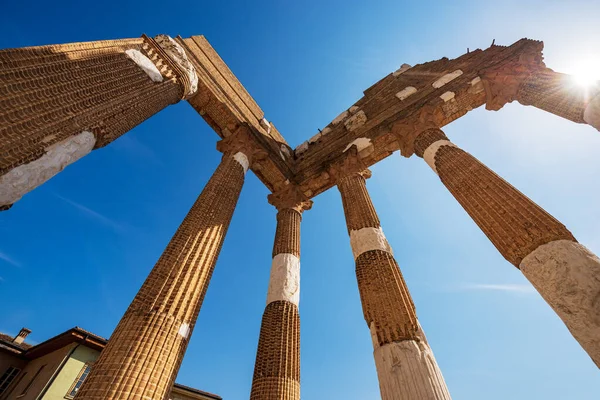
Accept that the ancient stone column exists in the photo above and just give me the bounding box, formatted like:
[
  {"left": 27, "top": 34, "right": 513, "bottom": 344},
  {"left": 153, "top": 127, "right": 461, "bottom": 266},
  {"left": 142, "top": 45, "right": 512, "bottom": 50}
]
[
  {"left": 482, "top": 64, "right": 600, "bottom": 131},
  {"left": 75, "top": 131, "right": 254, "bottom": 400},
  {"left": 516, "top": 68, "right": 600, "bottom": 130},
  {"left": 414, "top": 127, "right": 600, "bottom": 367},
  {"left": 0, "top": 34, "right": 198, "bottom": 209},
  {"left": 337, "top": 169, "right": 451, "bottom": 400},
  {"left": 250, "top": 187, "right": 311, "bottom": 400}
]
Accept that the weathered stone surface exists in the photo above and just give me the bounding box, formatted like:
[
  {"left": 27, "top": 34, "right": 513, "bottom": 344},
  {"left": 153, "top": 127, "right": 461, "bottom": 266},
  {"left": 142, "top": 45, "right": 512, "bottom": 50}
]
[
  {"left": 372, "top": 325, "right": 452, "bottom": 400},
  {"left": 349, "top": 226, "right": 392, "bottom": 259},
  {"left": 392, "top": 63, "right": 412, "bottom": 77},
  {"left": 267, "top": 253, "right": 300, "bottom": 306},
  {"left": 422, "top": 139, "right": 456, "bottom": 174},
  {"left": 432, "top": 70, "right": 463, "bottom": 88},
  {"left": 0, "top": 36, "right": 183, "bottom": 209},
  {"left": 251, "top": 205, "right": 304, "bottom": 400},
  {"left": 396, "top": 86, "right": 417, "bottom": 101},
  {"left": 0, "top": 131, "right": 95, "bottom": 207},
  {"left": 344, "top": 110, "right": 368, "bottom": 131},
  {"left": 521, "top": 240, "right": 600, "bottom": 367},
  {"left": 125, "top": 49, "right": 163, "bottom": 82},
  {"left": 154, "top": 34, "right": 198, "bottom": 96}
]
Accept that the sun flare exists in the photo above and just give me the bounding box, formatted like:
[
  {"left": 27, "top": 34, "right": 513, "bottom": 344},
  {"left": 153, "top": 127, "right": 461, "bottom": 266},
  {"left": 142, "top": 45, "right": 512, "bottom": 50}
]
[{"left": 570, "top": 55, "right": 600, "bottom": 87}]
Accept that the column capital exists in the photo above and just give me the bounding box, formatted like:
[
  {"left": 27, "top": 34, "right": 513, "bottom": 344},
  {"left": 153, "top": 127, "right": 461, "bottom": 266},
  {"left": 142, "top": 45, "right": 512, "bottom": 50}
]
[
  {"left": 413, "top": 128, "right": 449, "bottom": 157},
  {"left": 391, "top": 104, "right": 444, "bottom": 158},
  {"left": 268, "top": 185, "right": 313, "bottom": 213},
  {"left": 216, "top": 125, "right": 268, "bottom": 168},
  {"left": 149, "top": 34, "right": 199, "bottom": 98},
  {"left": 479, "top": 41, "right": 545, "bottom": 111},
  {"left": 328, "top": 147, "right": 372, "bottom": 183}
]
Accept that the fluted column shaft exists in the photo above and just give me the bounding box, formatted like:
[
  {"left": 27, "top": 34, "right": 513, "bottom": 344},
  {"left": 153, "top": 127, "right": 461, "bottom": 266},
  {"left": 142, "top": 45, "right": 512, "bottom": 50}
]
[
  {"left": 250, "top": 208, "right": 302, "bottom": 400},
  {"left": 337, "top": 173, "right": 451, "bottom": 400},
  {"left": 0, "top": 35, "right": 197, "bottom": 209},
  {"left": 415, "top": 128, "right": 600, "bottom": 367},
  {"left": 76, "top": 151, "right": 249, "bottom": 400},
  {"left": 516, "top": 68, "right": 600, "bottom": 131}
]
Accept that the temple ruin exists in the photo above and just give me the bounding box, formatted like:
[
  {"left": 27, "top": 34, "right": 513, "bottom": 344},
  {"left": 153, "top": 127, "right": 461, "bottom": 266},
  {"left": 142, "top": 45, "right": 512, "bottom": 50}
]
[{"left": 1, "top": 34, "right": 599, "bottom": 400}]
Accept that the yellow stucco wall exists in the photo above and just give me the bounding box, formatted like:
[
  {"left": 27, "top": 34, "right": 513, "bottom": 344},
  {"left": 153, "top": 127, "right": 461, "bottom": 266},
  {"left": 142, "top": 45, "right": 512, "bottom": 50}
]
[
  {"left": 41, "top": 345, "right": 100, "bottom": 400},
  {"left": 5, "top": 343, "right": 75, "bottom": 400}
]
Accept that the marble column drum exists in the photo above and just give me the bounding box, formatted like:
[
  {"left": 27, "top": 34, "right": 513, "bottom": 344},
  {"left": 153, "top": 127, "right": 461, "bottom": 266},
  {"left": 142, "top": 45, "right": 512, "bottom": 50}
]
[
  {"left": 415, "top": 128, "right": 600, "bottom": 368},
  {"left": 250, "top": 208, "right": 302, "bottom": 400},
  {"left": 75, "top": 152, "right": 248, "bottom": 400},
  {"left": 337, "top": 172, "right": 451, "bottom": 400}
]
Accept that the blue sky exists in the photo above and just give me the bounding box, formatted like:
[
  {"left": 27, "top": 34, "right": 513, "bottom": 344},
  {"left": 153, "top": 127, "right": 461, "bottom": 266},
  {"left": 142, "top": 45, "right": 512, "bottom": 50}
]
[{"left": 1, "top": 1, "right": 600, "bottom": 399}]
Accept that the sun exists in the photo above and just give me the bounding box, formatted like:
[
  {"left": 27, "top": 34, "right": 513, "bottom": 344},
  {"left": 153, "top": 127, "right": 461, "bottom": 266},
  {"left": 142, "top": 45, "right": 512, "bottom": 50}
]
[{"left": 570, "top": 55, "right": 600, "bottom": 87}]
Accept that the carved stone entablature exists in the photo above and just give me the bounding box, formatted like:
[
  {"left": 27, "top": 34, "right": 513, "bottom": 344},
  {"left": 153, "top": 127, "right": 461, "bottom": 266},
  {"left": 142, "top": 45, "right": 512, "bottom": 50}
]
[
  {"left": 216, "top": 125, "right": 268, "bottom": 166},
  {"left": 392, "top": 105, "right": 444, "bottom": 158},
  {"left": 137, "top": 35, "right": 181, "bottom": 90},
  {"left": 268, "top": 185, "right": 313, "bottom": 213},
  {"left": 139, "top": 34, "right": 198, "bottom": 99},
  {"left": 154, "top": 35, "right": 199, "bottom": 98},
  {"left": 328, "top": 147, "right": 372, "bottom": 183},
  {"left": 480, "top": 40, "right": 545, "bottom": 111}
]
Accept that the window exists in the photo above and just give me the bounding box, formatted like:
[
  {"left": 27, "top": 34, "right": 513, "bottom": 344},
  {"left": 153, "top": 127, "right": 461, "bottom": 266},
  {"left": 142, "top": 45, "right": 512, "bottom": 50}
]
[
  {"left": 65, "top": 363, "right": 92, "bottom": 399},
  {"left": 18, "top": 364, "right": 45, "bottom": 397},
  {"left": 0, "top": 366, "right": 21, "bottom": 395}
]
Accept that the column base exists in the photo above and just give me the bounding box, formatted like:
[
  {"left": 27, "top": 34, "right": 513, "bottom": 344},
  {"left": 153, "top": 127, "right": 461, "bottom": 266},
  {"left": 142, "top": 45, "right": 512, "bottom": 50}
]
[
  {"left": 520, "top": 239, "right": 600, "bottom": 367},
  {"left": 372, "top": 325, "right": 451, "bottom": 400}
]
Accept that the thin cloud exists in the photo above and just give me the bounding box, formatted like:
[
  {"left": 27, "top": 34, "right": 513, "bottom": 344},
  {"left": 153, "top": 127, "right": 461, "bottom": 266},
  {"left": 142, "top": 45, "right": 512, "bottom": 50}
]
[
  {"left": 54, "top": 194, "right": 128, "bottom": 233},
  {"left": 0, "top": 250, "right": 20, "bottom": 267},
  {"left": 112, "top": 135, "right": 163, "bottom": 166},
  {"left": 455, "top": 283, "right": 536, "bottom": 294}
]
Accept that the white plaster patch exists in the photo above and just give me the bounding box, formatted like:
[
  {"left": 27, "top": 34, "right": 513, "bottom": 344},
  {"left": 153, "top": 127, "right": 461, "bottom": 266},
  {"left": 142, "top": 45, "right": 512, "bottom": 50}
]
[
  {"left": 343, "top": 137, "right": 372, "bottom": 153},
  {"left": 392, "top": 63, "right": 412, "bottom": 77},
  {"left": 295, "top": 141, "right": 309, "bottom": 154},
  {"left": 233, "top": 152, "right": 249, "bottom": 173},
  {"left": 0, "top": 131, "right": 96, "bottom": 207},
  {"left": 267, "top": 253, "right": 300, "bottom": 306},
  {"left": 395, "top": 86, "right": 417, "bottom": 101},
  {"left": 260, "top": 117, "right": 272, "bottom": 134},
  {"left": 344, "top": 110, "right": 367, "bottom": 131},
  {"left": 423, "top": 140, "right": 456, "bottom": 174},
  {"left": 349, "top": 227, "right": 392, "bottom": 259},
  {"left": 332, "top": 110, "right": 349, "bottom": 125},
  {"left": 178, "top": 323, "right": 190, "bottom": 339},
  {"left": 584, "top": 94, "right": 600, "bottom": 131},
  {"left": 154, "top": 34, "right": 199, "bottom": 96},
  {"left": 439, "top": 91, "right": 455, "bottom": 102},
  {"left": 469, "top": 76, "right": 485, "bottom": 94},
  {"left": 372, "top": 325, "right": 451, "bottom": 400},
  {"left": 432, "top": 70, "right": 463, "bottom": 88},
  {"left": 520, "top": 240, "right": 600, "bottom": 367},
  {"left": 125, "top": 49, "right": 163, "bottom": 82}
]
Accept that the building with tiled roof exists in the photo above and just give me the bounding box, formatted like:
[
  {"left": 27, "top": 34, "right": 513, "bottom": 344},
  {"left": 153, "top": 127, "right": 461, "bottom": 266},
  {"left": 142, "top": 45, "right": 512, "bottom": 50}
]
[{"left": 0, "top": 327, "right": 221, "bottom": 400}]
